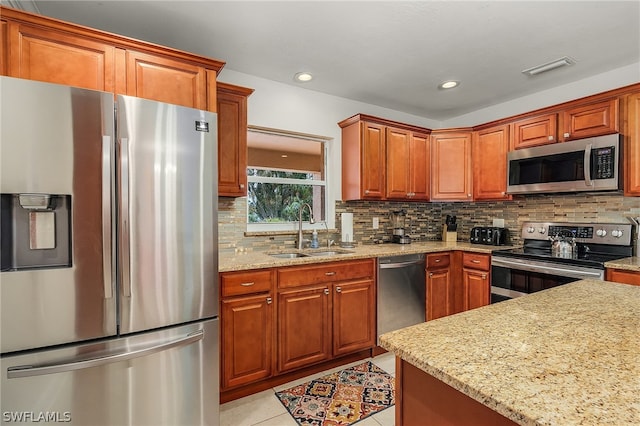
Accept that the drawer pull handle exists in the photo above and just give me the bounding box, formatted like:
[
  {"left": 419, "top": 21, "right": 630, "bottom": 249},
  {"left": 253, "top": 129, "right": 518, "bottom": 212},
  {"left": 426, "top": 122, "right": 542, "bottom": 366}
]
[
  {"left": 471, "top": 260, "right": 481, "bottom": 264},
  {"left": 325, "top": 272, "right": 336, "bottom": 276},
  {"left": 324, "top": 288, "right": 329, "bottom": 295},
  {"left": 435, "top": 259, "right": 441, "bottom": 263},
  {"left": 266, "top": 297, "right": 272, "bottom": 304},
  {"left": 240, "top": 282, "right": 255, "bottom": 287},
  {"left": 336, "top": 286, "right": 342, "bottom": 293}
]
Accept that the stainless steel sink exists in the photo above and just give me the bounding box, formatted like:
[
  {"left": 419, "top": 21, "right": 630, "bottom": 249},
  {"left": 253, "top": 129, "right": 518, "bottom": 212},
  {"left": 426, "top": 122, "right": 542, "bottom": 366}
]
[{"left": 268, "top": 252, "right": 309, "bottom": 259}]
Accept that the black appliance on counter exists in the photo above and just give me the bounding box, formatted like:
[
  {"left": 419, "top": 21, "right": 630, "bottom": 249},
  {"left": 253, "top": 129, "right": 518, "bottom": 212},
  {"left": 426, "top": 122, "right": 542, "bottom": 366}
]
[
  {"left": 490, "top": 221, "right": 634, "bottom": 303},
  {"left": 470, "top": 226, "right": 510, "bottom": 246}
]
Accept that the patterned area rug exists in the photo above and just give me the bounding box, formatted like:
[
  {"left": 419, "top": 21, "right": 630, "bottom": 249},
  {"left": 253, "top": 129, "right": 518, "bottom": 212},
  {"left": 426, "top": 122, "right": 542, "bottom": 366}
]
[{"left": 275, "top": 361, "right": 395, "bottom": 426}]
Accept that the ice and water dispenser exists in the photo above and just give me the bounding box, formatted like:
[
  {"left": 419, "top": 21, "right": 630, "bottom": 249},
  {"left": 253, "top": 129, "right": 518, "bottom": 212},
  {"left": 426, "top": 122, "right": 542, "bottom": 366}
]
[{"left": 1, "top": 193, "right": 72, "bottom": 271}]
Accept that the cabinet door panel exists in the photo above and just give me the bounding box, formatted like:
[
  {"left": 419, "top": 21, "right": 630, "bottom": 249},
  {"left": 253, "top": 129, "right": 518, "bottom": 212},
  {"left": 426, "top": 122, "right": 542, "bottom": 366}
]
[
  {"left": 361, "top": 122, "right": 386, "bottom": 199},
  {"left": 410, "top": 133, "right": 430, "bottom": 200},
  {"left": 126, "top": 50, "right": 206, "bottom": 109},
  {"left": 278, "top": 286, "right": 331, "bottom": 372},
  {"left": 473, "top": 125, "right": 510, "bottom": 200},
  {"left": 561, "top": 99, "right": 618, "bottom": 140},
  {"left": 463, "top": 269, "right": 490, "bottom": 311},
  {"left": 221, "top": 294, "right": 273, "bottom": 389},
  {"left": 8, "top": 22, "right": 115, "bottom": 91},
  {"left": 333, "top": 280, "right": 375, "bottom": 356},
  {"left": 427, "top": 268, "right": 451, "bottom": 321},
  {"left": 513, "top": 114, "right": 557, "bottom": 149},
  {"left": 431, "top": 132, "right": 472, "bottom": 201},
  {"left": 386, "top": 127, "right": 411, "bottom": 199}
]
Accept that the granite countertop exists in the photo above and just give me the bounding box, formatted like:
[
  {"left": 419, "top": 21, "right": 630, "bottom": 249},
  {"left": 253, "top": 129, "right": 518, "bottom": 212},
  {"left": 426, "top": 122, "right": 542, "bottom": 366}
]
[
  {"left": 604, "top": 256, "right": 640, "bottom": 272},
  {"left": 219, "top": 241, "right": 518, "bottom": 272},
  {"left": 379, "top": 279, "right": 640, "bottom": 426}
]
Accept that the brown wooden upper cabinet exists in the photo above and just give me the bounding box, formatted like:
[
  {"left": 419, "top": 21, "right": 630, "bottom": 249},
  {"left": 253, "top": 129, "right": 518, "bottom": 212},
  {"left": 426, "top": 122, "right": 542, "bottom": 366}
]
[
  {"left": 624, "top": 92, "right": 640, "bottom": 196},
  {"left": 1, "top": 6, "right": 224, "bottom": 111},
  {"left": 5, "top": 20, "right": 117, "bottom": 92},
  {"left": 512, "top": 113, "right": 558, "bottom": 149},
  {"left": 559, "top": 98, "right": 619, "bottom": 141},
  {"left": 217, "top": 82, "right": 254, "bottom": 197},
  {"left": 430, "top": 130, "right": 473, "bottom": 201},
  {"left": 386, "top": 127, "right": 430, "bottom": 201},
  {"left": 472, "top": 124, "right": 511, "bottom": 201}
]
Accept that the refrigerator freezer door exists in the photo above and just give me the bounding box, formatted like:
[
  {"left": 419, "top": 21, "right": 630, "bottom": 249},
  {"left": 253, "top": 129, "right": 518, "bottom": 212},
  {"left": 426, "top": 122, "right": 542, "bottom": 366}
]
[
  {"left": 1, "top": 318, "right": 219, "bottom": 426},
  {"left": 117, "top": 95, "right": 217, "bottom": 334},
  {"left": 0, "top": 77, "right": 116, "bottom": 354}
]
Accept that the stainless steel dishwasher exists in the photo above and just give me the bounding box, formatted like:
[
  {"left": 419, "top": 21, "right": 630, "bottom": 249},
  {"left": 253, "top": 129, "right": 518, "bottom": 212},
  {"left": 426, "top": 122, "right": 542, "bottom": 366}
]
[{"left": 377, "top": 253, "right": 426, "bottom": 343}]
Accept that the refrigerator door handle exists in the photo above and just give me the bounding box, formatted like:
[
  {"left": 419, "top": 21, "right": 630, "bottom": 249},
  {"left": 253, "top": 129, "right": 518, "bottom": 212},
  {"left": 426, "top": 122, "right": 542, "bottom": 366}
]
[
  {"left": 119, "top": 137, "right": 132, "bottom": 297},
  {"left": 7, "top": 330, "right": 204, "bottom": 379},
  {"left": 102, "top": 136, "right": 113, "bottom": 299}
]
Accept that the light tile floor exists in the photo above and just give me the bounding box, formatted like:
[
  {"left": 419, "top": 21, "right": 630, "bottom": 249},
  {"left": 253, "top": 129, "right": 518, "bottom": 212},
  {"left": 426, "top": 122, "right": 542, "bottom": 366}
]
[{"left": 220, "top": 352, "right": 396, "bottom": 426}]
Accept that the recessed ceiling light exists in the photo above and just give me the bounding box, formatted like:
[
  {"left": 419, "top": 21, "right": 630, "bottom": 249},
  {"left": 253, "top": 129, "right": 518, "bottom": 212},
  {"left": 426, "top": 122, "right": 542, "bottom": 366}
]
[
  {"left": 438, "top": 80, "right": 459, "bottom": 90},
  {"left": 522, "top": 56, "right": 575, "bottom": 76},
  {"left": 294, "top": 72, "right": 313, "bottom": 82}
]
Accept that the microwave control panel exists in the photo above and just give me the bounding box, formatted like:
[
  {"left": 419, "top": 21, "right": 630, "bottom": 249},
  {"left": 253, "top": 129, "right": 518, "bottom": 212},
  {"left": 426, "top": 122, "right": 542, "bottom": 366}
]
[{"left": 593, "top": 146, "right": 614, "bottom": 179}]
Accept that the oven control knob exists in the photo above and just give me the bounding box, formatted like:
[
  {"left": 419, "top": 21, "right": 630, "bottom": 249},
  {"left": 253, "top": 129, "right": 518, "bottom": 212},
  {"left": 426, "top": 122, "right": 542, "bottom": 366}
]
[
  {"left": 527, "top": 227, "right": 535, "bottom": 233},
  {"left": 538, "top": 228, "right": 546, "bottom": 234},
  {"left": 611, "top": 229, "right": 623, "bottom": 238},
  {"left": 596, "top": 229, "right": 607, "bottom": 237}
]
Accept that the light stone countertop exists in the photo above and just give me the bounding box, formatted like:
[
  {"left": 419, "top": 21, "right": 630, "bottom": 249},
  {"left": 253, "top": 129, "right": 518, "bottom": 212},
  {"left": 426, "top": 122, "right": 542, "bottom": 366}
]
[
  {"left": 219, "top": 241, "right": 518, "bottom": 272},
  {"left": 604, "top": 256, "right": 640, "bottom": 272},
  {"left": 379, "top": 279, "right": 640, "bottom": 426}
]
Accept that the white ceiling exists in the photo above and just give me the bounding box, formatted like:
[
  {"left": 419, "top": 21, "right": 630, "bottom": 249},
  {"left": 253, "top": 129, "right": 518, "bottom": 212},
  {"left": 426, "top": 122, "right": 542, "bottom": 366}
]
[{"left": 16, "top": 1, "right": 640, "bottom": 121}]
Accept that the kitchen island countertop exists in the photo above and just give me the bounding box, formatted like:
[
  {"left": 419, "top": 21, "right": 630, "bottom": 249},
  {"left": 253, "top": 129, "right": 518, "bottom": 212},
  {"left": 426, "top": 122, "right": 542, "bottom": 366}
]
[{"left": 379, "top": 279, "right": 640, "bottom": 425}]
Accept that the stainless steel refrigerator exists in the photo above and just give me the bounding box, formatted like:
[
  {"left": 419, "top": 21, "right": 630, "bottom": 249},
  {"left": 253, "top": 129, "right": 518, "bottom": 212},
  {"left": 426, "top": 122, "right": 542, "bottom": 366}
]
[{"left": 0, "top": 76, "right": 219, "bottom": 425}]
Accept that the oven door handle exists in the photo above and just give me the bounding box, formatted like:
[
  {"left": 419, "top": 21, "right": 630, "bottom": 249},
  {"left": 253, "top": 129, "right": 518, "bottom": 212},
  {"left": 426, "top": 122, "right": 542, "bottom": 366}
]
[{"left": 491, "top": 257, "right": 603, "bottom": 280}]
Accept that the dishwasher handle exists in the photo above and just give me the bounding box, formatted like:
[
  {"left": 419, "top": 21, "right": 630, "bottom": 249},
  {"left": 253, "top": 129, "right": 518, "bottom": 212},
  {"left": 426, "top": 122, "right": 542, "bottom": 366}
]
[{"left": 379, "top": 260, "right": 425, "bottom": 269}]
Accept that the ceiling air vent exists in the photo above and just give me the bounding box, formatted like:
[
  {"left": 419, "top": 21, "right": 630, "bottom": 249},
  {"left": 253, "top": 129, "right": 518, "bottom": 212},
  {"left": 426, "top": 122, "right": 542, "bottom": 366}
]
[{"left": 522, "top": 56, "right": 575, "bottom": 76}]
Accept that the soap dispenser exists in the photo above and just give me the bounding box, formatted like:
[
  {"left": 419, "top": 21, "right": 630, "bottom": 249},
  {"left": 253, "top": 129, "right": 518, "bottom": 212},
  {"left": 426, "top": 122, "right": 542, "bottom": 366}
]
[{"left": 310, "top": 229, "right": 319, "bottom": 248}]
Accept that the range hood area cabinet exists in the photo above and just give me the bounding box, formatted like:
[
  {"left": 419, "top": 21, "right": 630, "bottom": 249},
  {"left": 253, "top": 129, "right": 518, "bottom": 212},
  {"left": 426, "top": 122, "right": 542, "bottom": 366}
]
[
  {"left": 0, "top": 6, "right": 224, "bottom": 111},
  {"left": 339, "top": 114, "right": 431, "bottom": 201}
]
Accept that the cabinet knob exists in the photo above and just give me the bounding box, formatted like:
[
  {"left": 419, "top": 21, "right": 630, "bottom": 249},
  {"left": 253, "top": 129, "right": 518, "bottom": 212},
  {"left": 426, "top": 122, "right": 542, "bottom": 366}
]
[
  {"left": 266, "top": 297, "right": 272, "bottom": 304},
  {"left": 324, "top": 288, "right": 329, "bottom": 295},
  {"left": 429, "top": 272, "right": 433, "bottom": 277},
  {"left": 548, "top": 136, "right": 554, "bottom": 141},
  {"left": 364, "top": 190, "right": 370, "bottom": 194},
  {"left": 564, "top": 132, "right": 570, "bottom": 138},
  {"left": 336, "top": 286, "right": 342, "bottom": 293},
  {"left": 239, "top": 183, "right": 245, "bottom": 189},
  {"left": 482, "top": 274, "right": 487, "bottom": 279},
  {"left": 467, "top": 193, "right": 471, "bottom": 197}
]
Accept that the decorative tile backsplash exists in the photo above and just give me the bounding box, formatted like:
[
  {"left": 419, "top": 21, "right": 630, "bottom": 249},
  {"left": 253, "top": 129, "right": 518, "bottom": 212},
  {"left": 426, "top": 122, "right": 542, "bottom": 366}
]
[{"left": 218, "top": 194, "right": 639, "bottom": 254}]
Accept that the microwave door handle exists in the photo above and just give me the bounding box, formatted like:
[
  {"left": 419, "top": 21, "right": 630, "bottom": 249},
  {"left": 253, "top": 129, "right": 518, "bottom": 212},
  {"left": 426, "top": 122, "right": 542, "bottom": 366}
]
[{"left": 584, "top": 143, "right": 593, "bottom": 186}]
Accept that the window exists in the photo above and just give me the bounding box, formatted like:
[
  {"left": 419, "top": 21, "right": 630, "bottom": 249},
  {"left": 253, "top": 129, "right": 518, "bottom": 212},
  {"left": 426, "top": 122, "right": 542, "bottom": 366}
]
[{"left": 246, "top": 127, "right": 329, "bottom": 232}]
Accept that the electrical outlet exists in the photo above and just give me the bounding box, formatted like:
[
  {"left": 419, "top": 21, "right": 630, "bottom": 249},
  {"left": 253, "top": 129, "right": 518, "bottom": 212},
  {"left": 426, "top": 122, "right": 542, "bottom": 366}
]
[
  {"left": 372, "top": 217, "right": 379, "bottom": 229},
  {"left": 493, "top": 218, "right": 505, "bottom": 228}
]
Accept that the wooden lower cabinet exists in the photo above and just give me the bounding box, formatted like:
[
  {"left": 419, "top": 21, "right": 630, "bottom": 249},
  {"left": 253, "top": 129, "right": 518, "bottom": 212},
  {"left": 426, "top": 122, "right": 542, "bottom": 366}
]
[
  {"left": 221, "top": 294, "right": 274, "bottom": 389},
  {"left": 278, "top": 286, "right": 332, "bottom": 372},
  {"left": 426, "top": 253, "right": 453, "bottom": 320},
  {"left": 606, "top": 268, "right": 640, "bottom": 286},
  {"left": 277, "top": 259, "right": 376, "bottom": 373},
  {"left": 462, "top": 253, "right": 491, "bottom": 311},
  {"left": 396, "top": 359, "right": 517, "bottom": 426}
]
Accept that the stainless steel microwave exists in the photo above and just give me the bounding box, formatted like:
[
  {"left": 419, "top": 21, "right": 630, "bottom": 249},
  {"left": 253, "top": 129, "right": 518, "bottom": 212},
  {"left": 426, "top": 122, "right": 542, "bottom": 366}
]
[{"left": 507, "top": 134, "right": 621, "bottom": 195}]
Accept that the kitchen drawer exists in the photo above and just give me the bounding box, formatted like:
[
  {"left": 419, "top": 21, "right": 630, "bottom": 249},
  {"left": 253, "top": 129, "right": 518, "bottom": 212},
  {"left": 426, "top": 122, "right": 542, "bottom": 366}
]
[
  {"left": 278, "top": 259, "right": 375, "bottom": 289},
  {"left": 426, "top": 252, "right": 450, "bottom": 269},
  {"left": 462, "top": 253, "right": 490, "bottom": 271},
  {"left": 221, "top": 269, "right": 274, "bottom": 297}
]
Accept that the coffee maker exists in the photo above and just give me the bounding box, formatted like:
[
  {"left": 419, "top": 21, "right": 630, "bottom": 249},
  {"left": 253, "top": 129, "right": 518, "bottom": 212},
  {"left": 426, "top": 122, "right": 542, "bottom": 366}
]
[{"left": 390, "top": 209, "right": 411, "bottom": 244}]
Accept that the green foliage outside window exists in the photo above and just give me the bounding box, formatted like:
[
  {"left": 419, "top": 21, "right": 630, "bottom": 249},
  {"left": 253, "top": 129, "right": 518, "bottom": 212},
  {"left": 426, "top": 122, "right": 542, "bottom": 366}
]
[{"left": 247, "top": 169, "right": 315, "bottom": 223}]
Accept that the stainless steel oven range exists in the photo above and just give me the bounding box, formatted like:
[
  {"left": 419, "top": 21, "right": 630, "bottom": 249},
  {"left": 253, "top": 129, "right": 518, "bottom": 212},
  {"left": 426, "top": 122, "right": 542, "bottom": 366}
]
[{"left": 491, "top": 221, "right": 634, "bottom": 303}]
